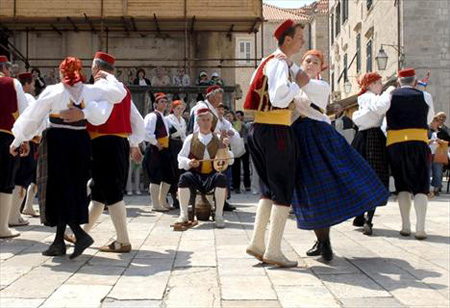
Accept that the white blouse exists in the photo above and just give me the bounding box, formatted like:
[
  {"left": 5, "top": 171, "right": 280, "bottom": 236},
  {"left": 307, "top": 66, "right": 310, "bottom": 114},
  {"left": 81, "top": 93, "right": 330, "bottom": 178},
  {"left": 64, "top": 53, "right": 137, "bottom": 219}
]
[
  {"left": 166, "top": 114, "right": 187, "bottom": 141},
  {"left": 294, "top": 79, "right": 331, "bottom": 123},
  {"left": 12, "top": 75, "right": 126, "bottom": 148},
  {"left": 352, "top": 90, "right": 392, "bottom": 131}
]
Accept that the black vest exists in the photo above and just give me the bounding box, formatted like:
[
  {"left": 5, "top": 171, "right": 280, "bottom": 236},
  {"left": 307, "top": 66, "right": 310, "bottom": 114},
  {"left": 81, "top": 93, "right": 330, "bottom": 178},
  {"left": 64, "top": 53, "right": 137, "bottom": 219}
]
[
  {"left": 155, "top": 112, "right": 168, "bottom": 139},
  {"left": 386, "top": 87, "right": 429, "bottom": 131}
]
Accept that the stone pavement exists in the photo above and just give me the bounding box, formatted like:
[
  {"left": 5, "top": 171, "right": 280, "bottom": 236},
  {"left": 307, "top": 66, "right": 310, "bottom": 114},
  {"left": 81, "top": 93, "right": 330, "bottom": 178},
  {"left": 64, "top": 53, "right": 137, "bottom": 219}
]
[{"left": 0, "top": 192, "right": 449, "bottom": 308}]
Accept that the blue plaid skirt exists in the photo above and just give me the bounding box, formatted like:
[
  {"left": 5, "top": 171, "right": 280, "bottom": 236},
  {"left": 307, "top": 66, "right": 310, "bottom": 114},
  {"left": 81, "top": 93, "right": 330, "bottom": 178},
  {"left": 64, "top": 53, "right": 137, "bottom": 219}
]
[{"left": 292, "top": 118, "right": 389, "bottom": 230}]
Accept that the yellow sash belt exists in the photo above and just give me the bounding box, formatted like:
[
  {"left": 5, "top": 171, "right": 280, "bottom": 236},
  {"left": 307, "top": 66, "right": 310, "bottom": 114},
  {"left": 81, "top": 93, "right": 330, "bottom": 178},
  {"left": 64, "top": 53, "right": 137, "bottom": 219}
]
[{"left": 386, "top": 129, "right": 428, "bottom": 146}]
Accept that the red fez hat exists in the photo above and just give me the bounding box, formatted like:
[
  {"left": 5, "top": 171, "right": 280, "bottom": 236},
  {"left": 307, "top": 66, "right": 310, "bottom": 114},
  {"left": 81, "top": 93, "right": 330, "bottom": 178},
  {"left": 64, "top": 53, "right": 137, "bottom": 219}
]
[
  {"left": 18, "top": 72, "right": 33, "bottom": 80},
  {"left": 398, "top": 68, "right": 415, "bottom": 78},
  {"left": 274, "top": 19, "right": 294, "bottom": 41},
  {"left": 154, "top": 92, "right": 168, "bottom": 102},
  {"left": 0, "top": 55, "right": 9, "bottom": 63},
  {"left": 94, "top": 51, "right": 115, "bottom": 65},
  {"left": 206, "top": 85, "right": 222, "bottom": 96},
  {"left": 197, "top": 108, "right": 212, "bottom": 116}
]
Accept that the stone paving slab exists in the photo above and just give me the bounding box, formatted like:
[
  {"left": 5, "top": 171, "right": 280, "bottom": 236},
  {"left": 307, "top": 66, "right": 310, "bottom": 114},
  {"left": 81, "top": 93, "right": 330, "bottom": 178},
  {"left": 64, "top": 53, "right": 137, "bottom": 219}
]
[{"left": 0, "top": 193, "right": 449, "bottom": 307}]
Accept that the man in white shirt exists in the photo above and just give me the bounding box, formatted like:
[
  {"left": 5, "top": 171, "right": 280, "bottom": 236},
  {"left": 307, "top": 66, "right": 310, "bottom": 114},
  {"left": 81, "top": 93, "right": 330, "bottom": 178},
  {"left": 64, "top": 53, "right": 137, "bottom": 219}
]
[
  {"left": 143, "top": 93, "right": 174, "bottom": 212},
  {"left": 244, "top": 19, "right": 312, "bottom": 268},
  {"left": 175, "top": 108, "right": 233, "bottom": 230},
  {"left": 386, "top": 68, "right": 435, "bottom": 240}
]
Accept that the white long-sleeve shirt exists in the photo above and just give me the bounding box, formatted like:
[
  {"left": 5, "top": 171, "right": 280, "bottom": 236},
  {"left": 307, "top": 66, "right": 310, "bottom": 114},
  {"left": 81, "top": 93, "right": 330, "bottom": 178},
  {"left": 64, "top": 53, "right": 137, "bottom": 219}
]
[
  {"left": 352, "top": 90, "right": 392, "bottom": 131},
  {"left": 178, "top": 132, "right": 234, "bottom": 170},
  {"left": 8, "top": 78, "right": 30, "bottom": 115},
  {"left": 143, "top": 110, "right": 170, "bottom": 145},
  {"left": 129, "top": 101, "right": 145, "bottom": 147},
  {"left": 250, "top": 49, "right": 300, "bottom": 109},
  {"left": 294, "top": 79, "right": 331, "bottom": 123},
  {"left": 166, "top": 114, "right": 187, "bottom": 141},
  {"left": 11, "top": 76, "right": 126, "bottom": 147}
]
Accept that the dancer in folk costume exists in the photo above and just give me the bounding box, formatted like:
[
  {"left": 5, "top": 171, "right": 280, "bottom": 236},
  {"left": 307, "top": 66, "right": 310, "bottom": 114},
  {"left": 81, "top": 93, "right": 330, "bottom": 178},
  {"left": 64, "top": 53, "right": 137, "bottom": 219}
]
[
  {"left": 166, "top": 100, "right": 187, "bottom": 209},
  {"left": 9, "top": 72, "right": 40, "bottom": 226},
  {"left": 244, "top": 20, "right": 314, "bottom": 268},
  {"left": 143, "top": 93, "right": 175, "bottom": 212},
  {"left": 11, "top": 57, "right": 127, "bottom": 258},
  {"left": 175, "top": 108, "right": 233, "bottom": 229},
  {"left": 64, "top": 52, "right": 145, "bottom": 253},
  {"left": 386, "top": 68, "right": 434, "bottom": 240},
  {"left": 0, "top": 56, "right": 30, "bottom": 239},
  {"left": 18, "top": 72, "right": 45, "bottom": 218},
  {"left": 351, "top": 73, "right": 395, "bottom": 235},
  {"left": 290, "top": 50, "right": 389, "bottom": 261}
]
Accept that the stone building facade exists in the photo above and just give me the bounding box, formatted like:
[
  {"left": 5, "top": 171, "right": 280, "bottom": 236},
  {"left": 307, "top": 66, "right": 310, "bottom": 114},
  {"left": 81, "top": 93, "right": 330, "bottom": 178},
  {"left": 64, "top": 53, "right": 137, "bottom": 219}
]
[
  {"left": 329, "top": 0, "right": 450, "bottom": 120},
  {"left": 234, "top": 0, "right": 329, "bottom": 111}
]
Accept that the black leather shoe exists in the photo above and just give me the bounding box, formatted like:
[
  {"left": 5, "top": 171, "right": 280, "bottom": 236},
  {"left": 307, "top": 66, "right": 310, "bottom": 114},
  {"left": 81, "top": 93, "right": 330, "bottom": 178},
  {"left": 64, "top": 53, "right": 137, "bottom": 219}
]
[
  {"left": 70, "top": 235, "right": 94, "bottom": 259},
  {"left": 352, "top": 215, "right": 365, "bottom": 227},
  {"left": 223, "top": 201, "right": 236, "bottom": 212},
  {"left": 306, "top": 241, "right": 322, "bottom": 256},
  {"left": 321, "top": 240, "right": 333, "bottom": 261},
  {"left": 42, "top": 244, "right": 66, "bottom": 256}
]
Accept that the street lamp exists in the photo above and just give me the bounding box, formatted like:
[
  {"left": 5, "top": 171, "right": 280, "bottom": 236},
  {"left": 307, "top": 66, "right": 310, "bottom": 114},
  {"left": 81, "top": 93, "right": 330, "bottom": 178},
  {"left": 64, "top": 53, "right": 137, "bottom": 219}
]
[
  {"left": 375, "top": 47, "right": 389, "bottom": 71},
  {"left": 344, "top": 80, "right": 352, "bottom": 94},
  {"left": 376, "top": 44, "right": 405, "bottom": 71}
]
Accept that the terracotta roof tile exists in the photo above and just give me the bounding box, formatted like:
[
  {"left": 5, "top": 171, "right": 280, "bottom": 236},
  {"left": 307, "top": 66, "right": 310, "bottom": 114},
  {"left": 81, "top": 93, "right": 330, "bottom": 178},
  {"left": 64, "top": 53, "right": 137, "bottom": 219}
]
[{"left": 263, "top": 3, "right": 310, "bottom": 21}]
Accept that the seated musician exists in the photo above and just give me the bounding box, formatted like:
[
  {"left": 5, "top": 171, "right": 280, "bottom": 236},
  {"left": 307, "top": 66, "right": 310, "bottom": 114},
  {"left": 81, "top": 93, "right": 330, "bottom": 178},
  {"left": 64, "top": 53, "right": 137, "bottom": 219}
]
[{"left": 176, "top": 108, "right": 234, "bottom": 229}]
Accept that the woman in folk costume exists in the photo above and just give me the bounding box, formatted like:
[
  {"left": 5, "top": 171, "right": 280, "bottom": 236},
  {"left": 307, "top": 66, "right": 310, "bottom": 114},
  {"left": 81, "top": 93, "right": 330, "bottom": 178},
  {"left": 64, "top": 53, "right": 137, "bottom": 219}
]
[
  {"left": 351, "top": 73, "right": 395, "bottom": 235},
  {"left": 291, "top": 50, "right": 389, "bottom": 261},
  {"left": 10, "top": 57, "right": 126, "bottom": 258},
  {"left": 166, "top": 100, "right": 187, "bottom": 208}
]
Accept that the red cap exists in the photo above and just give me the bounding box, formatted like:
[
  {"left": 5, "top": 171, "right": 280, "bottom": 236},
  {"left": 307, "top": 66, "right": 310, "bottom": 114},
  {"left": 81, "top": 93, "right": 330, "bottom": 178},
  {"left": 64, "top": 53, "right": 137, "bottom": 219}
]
[
  {"left": 274, "top": 19, "right": 294, "bottom": 41},
  {"left": 154, "top": 92, "right": 168, "bottom": 102},
  {"left": 398, "top": 68, "right": 415, "bottom": 78},
  {"left": 18, "top": 72, "right": 33, "bottom": 80},
  {"left": 206, "top": 85, "right": 222, "bottom": 96},
  {"left": 170, "top": 100, "right": 184, "bottom": 113},
  {"left": 0, "top": 55, "right": 9, "bottom": 63},
  {"left": 94, "top": 51, "right": 115, "bottom": 65},
  {"left": 197, "top": 108, "right": 211, "bottom": 116}
]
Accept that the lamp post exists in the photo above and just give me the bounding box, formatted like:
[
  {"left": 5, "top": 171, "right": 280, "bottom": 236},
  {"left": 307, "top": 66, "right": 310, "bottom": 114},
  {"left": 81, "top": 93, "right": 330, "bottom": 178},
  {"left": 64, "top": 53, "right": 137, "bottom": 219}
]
[
  {"left": 376, "top": 44, "right": 405, "bottom": 71},
  {"left": 344, "top": 79, "right": 352, "bottom": 94}
]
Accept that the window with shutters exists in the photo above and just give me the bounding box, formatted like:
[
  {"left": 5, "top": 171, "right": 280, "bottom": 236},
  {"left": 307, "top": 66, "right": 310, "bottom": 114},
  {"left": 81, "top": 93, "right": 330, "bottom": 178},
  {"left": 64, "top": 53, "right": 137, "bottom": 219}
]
[
  {"left": 343, "top": 53, "right": 348, "bottom": 81},
  {"left": 356, "top": 33, "right": 361, "bottom": 73},
  {"left": 238, "top": 41, "right": 252, "bottom": 64},
  {"left": 366, "top": 40, "right": 373, "bottom": 72},
  {"left": 331, "top": 14, "right": 334, "bottom": 44},
  {"left": 342, "top": 0, "right": 348, "bottom": 23},
  {"left": 335, "top": 3, "right": 341, "bottom": 37}
]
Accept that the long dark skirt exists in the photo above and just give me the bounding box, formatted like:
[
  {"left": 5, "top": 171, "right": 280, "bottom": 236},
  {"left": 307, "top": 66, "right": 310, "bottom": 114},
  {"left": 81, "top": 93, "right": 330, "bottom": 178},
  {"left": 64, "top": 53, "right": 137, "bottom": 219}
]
[
  {"left": 352, "top": 127, "right": 390, "bottom": 198},
  {"left": 292, "top": 118, "right": 389, "bottom": 230},
  {"left": 37, "top": 128, "right": 91, "bottom": 227}
]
